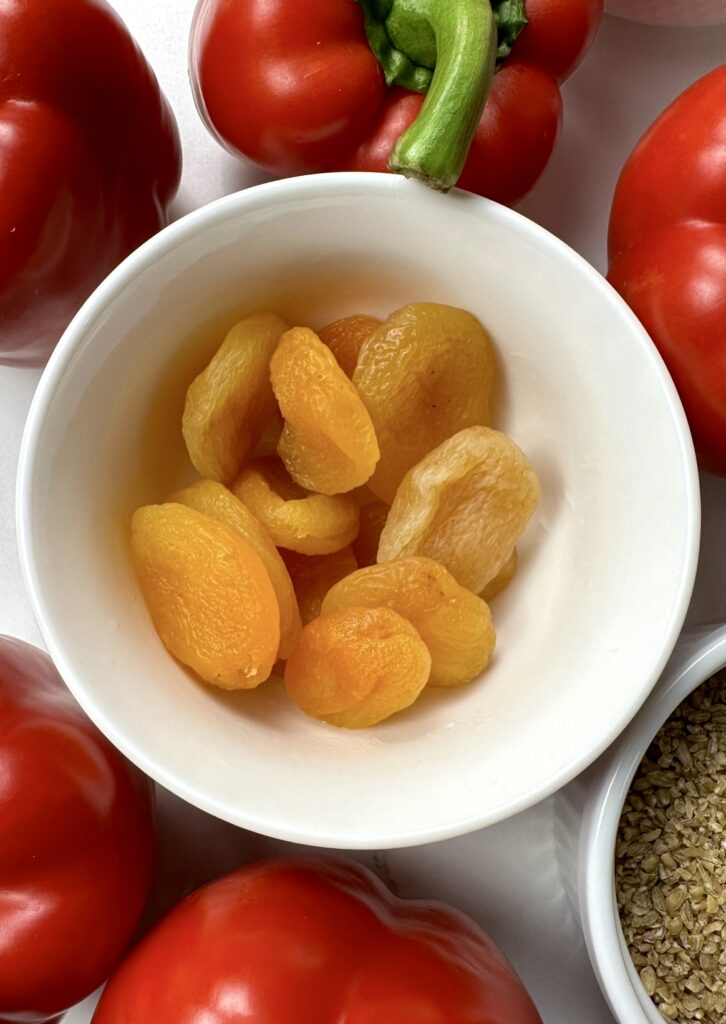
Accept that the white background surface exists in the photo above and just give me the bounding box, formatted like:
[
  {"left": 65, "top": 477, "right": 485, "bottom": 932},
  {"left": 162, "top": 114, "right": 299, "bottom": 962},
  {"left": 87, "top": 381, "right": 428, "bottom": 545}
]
[{"left": 2, "top": 5, "right": 726, "bottom": 1022}]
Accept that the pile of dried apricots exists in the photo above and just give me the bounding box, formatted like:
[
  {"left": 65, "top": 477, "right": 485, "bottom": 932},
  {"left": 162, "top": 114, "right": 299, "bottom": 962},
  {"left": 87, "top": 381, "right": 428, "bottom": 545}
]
[{"left": 130, "top": 303, "right": 540, "bottom": 728}]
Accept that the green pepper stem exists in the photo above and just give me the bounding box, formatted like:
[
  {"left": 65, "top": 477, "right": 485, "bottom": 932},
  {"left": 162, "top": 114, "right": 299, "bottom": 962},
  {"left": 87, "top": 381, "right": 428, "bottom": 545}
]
[{"left": 383, "top": 0, "right": 497, "bottom": 191}]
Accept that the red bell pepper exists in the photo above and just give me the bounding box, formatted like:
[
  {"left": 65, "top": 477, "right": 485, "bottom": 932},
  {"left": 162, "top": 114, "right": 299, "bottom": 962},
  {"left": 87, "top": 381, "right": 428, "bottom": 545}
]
[
  {"left": 608, "top": 66, "right": 726, "bottom": 475},
  {"left": 0, "top": 637, "right": 155, "bottom": 1024},
  {"left": 93, "top": 857, "right": 542, "bottom": 1023},
  {"left": 0, "top": 0, "right": 181, "bottom": 367},
  {"left": 190, "top": 0, "right": 602, "bottom": 203},
  {"left": 610, "top": 66, "right": 720, "bottom": 473}
]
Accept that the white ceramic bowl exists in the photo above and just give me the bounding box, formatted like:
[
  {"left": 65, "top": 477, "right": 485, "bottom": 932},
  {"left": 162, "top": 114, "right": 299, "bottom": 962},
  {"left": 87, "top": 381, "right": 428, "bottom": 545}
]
[
  {"left": 16, "top": 172, "right": 699, "bottom": 849},
  {"left": 605, "top": 0, "right": 726, "bottom": 24},
  {"left": 566, "top": 623, "right": 726, "bottom": 1022}
]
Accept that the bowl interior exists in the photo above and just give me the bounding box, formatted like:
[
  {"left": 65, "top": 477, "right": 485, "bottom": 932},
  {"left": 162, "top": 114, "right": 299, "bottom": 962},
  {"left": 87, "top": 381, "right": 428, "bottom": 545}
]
[{"left": 18, "top": 174, "right": 699, "bottom": 847}]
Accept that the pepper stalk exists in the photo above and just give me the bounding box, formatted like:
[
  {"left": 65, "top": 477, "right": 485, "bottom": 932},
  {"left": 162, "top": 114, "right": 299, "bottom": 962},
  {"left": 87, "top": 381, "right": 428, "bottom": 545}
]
[{"left": 357, "top": 0, "right": 528, "bottom": 192}]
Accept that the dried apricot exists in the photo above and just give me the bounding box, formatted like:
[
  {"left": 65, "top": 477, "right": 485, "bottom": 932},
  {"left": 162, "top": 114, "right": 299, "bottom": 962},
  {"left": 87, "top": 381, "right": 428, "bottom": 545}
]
[
  {"left": 282, "top": 547, "right": 358, "bottom": 625},
  {"left": 130, "top": 503, "right": 279, "bottom": 689},
  {"left": 318, "top": 314, "right": 380, "bottom": 377},
  {"left": 182, "top": 312, "right": 288, "bottom": 483},
  {"left": 270, "top": 327, "right": 380, "bottom": 494},
  {"left": 480, "top": 548, "right": 518, "bottom": 602},
  {"left": 378, "top": 426, "right": 540, "bottom": 593},
  {"left": 232, "top": 457, "right": 359, "bottom": 556},
  {"left": 351, "top": 498, "right": 389, "bottom": 568},
  {"left": 322, "top": 557, "right": 494, "bottom": 687},
  {"left": 284, "top": 607, "right": 431, "bottom": 728},
  {"left": 352, "top": 303, "right": 496, "bottom": 502},
  {"left": 170, "top": 479, "right": 301, "bottom": 658}
]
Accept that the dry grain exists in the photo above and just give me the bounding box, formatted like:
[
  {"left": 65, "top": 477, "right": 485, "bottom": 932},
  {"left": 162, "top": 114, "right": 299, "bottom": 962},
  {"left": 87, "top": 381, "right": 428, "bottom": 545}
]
[{"left": 616, "top": 671, "right": 726, "bottom": 1024}]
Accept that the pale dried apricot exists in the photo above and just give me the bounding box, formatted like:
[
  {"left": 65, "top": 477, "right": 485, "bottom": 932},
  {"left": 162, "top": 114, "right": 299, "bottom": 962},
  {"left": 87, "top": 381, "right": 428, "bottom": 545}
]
[
  {"left": 352, "top": 303, "right": 496, "bottom": 502},
  {"left": 322, "top": 557, "right": 494, "bottom": 687},
  {"left": 270, "top": 327, "right": 380, "bottom": 495},
  {"left": 352, "top": 498, "right": 389, "bottom": 568},
  {"left": 130, "top": 503, "right": 279, "bottom": 689},
  {"left": 480, "top": 548, "right": 518, "bottom": 602},
  {"left": 182, "top": 313, "right": 288, "bottom": 483},
  {"left": 284, "top": 606, "right": 431, "bottom": 728},
  {"left": 282, "top": 547, "right": 358, "bottom": 625},
  {"left": 232, "top": 457, "right": 359, "bottom": 556},
  {"left": 318, "top": 314, "right": 380, "bottom": 377},
  {"left": 378, "top": 426, "right": 540, "bottom": 593},
  {"left": 170, "top": 479, "right": 301, "bottom": 658}
]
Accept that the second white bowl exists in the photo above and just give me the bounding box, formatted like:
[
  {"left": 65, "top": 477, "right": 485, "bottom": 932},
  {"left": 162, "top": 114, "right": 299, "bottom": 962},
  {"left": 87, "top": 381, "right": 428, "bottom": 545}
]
[{"left": 568, "top": 623, "right": 726, "bottom": 1022}]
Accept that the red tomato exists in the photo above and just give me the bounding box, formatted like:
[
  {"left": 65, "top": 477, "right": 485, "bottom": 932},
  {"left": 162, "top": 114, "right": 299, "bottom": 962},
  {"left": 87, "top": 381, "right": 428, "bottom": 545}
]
[
  {"left": 93, "top": 858, "right": 542, "bottom": 1024},
  {"left": 0, "top": 637, "right": 155, "bottom": 1024},
  {"left": 608, "top": 66, "right": 726, "bottom": 475}
]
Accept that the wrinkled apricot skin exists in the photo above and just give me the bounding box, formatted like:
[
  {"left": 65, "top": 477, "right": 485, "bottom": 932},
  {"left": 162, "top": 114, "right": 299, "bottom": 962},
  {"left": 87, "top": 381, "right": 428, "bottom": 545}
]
[
  {"left": 283, "top": 547, "right": 358, "bottom": 625},
  {"left": 170, "top": 479, "right": 301, "bottom": 658},
  {"left": 352, "top": 304, "right": 496, "bottom": 503},
  {"left": 130, "top": 503, "right": 280, "bottom": 689},
  {"left": 352, "top": 499, "right": 389, "bottom": 568},
  {"left": 378, "top": 426, "right": 540, "bottom": 594},
  {"left": 318, "top": 314, "right": 380, "bottom": 377},
  {"left": 270, "top": 327, "right": 380, "bottom": 495},
  {"left": 480, "top": 548, "right": 518, "bottom": 602},
  {"left": 233, "top": 458, "right": 359, "bottom": 555},
  {"left": 322, "top": 557, "right": 495, "bottom": 687},
  {"left": 182, "top": 312, "right": 288, "bottom": 483},
  {"left": 284, "top": 607, "right": 431, "bottom": 728}
]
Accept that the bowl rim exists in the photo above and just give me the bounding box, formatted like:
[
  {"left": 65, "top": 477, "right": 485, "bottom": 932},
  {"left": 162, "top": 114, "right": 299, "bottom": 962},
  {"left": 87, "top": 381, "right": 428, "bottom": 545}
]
[
  {"left": 15, "top": 171, "right": 702, "bottom": 848},
  {"left": 579, "top": 623, "right": 726, "bottom": 1022}
]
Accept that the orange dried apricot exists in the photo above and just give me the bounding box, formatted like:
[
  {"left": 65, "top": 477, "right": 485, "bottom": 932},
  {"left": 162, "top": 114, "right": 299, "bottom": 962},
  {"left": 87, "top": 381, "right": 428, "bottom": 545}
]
[
  {"left": 322, "top": 557, "right": 495, "bottom": 687},
  {"left": 232, "top": 457, "right": 359, "bottom": 555},
  {"left": 352, "top": 303, "right": 496, "bottom": 502},
  {"left": 318, "top": 314, "right": 380, "bottom": 377},
  {"left": 282, "top": 547, "right": 358, "bottom": 625},
  {"left": 378, "top": 426, "right": 540, "bottom": 593},
  {"left": 270, "top": 327, "right": 380, "bottom": 495},
  {"left": 182, "top": 312, "right": 288, "bottom": 483},
  {"left": 170, "top": 479, "right": 301, "bottom": 658},
  {"left": 480, "top": 548, "right": 518, "bottom": 602},
  {"left": 284, "top": 606, "right": 431, "bottom": 728},
  {"left": 352, "top": 498, "right": 389, "bottom": 568},
  {"left": 130, "top": 503, "right": 279, "bottom": 689}
]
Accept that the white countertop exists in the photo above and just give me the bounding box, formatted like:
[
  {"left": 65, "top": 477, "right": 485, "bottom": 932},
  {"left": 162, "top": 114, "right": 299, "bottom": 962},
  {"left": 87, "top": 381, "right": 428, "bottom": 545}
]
[{"left": 2, "top": 6, "right": 726, "bottom": 1021}]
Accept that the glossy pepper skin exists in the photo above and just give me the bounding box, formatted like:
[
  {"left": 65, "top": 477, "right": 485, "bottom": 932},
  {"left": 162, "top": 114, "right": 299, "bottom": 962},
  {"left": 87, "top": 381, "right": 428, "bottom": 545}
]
[
  {"left": 190, "top": 0, "right": 602, "bottom": 204},
  {"left": 0, "top": 0, "right": 181, "bottom": 367},
  {"left": 0, "top": 637, "right": 155, "bottom": 1024},
  {"left": 93, "top": 857, "right": 542, "bottom": 1024},
  {"left": 608, "top": 67, "right": 726, "bottom": 476}
]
